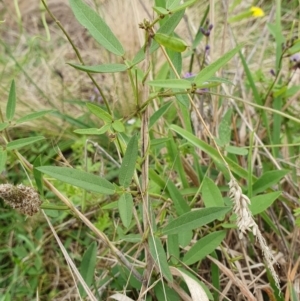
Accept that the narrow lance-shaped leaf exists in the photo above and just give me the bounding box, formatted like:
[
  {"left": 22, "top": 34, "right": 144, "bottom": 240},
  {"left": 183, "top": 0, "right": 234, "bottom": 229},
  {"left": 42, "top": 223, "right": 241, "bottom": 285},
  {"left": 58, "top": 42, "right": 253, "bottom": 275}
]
[
  {"left": 6, "top": 136, "right": 45, "bottom": 151},
  {"left": 147, "top": 79, "right": 191, "bottom": 89},
  {"left": 69, "top": 0, "right": 124, "bottom": 56},
  {"left": 15, "top": 110, "right": 55, "bottom": 124},
  {"left": 118, "top": 193, "right": 133, "bottom": 228},
  {"left": 183, "top": 230, "right": 226, "bottom": 265},
  {"left": 201, "top": 177, "right": 224, "bottom": 207},
  {"left": 119, "top": 134, "right": 138, "bottom": 188},
  {"left": 6, "top": 80, "right": 16, "bottom": 121},
  {"left": 36, "top": 166, "right": 115, "bottom": 195},
  {"left": 154, "top": 33, "right": 187, "bottom": 52},
  {"left": 79, "top": 242, "right": 97, "bottom": 297},
  {"left": 166, "top": 0, "right": 181, "bottom": 10},
  {"left": 161, "top": 207, "right": 230, "bottom": 235},
  {"left": 249, "top": 191, "right": 281, "bottom": 215},
  {"left": 33, "top": 155, "right": 43, "bottom": 196},
  {"left": 0, "top": 149, "right": 7, "bottom": 173},
  {"left": 170, "top": 0, "right": 198, "bottom": 13},
  {"left": 0, "top": 123, "right": 9, "bottom": 131},
  {"left": 252, "top": 170, "right": 289, "bottom": 195},
  {"left": 149, "top": 235, "right": 173, "bottom": 282},
  {"left": 194, "top": 44, "right": 244, "bottom": 86},
  {"left": 68, "top": 63, "right": 128, "bottom": 74},
  {"left": 86, "top": 103, "right": 113, "bottom": 123}
]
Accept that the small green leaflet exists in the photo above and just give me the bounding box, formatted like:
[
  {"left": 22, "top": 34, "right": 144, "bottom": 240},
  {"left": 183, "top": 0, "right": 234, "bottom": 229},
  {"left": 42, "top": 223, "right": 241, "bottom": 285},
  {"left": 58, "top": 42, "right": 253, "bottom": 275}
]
[
  {"left": 118, "top": 193, "right": 133, "bottom": 228},
  {"left": 154, "top": 33, "right": 187, "bottom": 52},
  {"left": 183, "top": 231, "right": 226, "bottom": 265},
  {"left": 15, "top": 110, "right": 55, "bottom": 124},
  {"left": 252, "top": 170, "right": 289, "bottom": 195},
  {"left": 119, "top": 134, "right": 138, "bottom": 188},
  {"left": 6, "top": 80, "right": 16, "bottom": 121},
  {"left": 194, "top": 44, "right": 244, "bottom": 86},
  {"left": 69, "top": 0, "right": 124, "bottom": 56},
  {"left": 161, "top": 207, "right": 230, "bottom": 235},
  {"left": 86, "top": 103, "right": 113, "bottom": 123},
  {"left": 249, "top": 191, "right": 281, "bottom": 215},
  {"left": 147, "top": 79, "right": 191, "bottom": 89},
  {"left": 201, "top": 177, "right": 224, "bottom": 207},
  {"left": 0, "top": 149, "right": 7, "bottom": 173},
  {"left": 68, "top": 63, "right": 127, "bottom": 73},
  {"left": 79, "top": 242, "right": 97, "bottom": 297},
  {"left": 6, "top": 136, "right": 45, "bottom": 150},
  {"left": 149, "top": 235, "right": 173, "bottom": 282},
  {"left": 36, "top": 166, "right": 115, "bottom": 195}
]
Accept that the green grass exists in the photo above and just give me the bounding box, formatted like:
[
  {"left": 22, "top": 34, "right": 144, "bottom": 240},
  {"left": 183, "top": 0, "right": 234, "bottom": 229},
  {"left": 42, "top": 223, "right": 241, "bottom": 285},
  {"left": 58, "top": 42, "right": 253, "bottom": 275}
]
[{"left": 1, "top": 0, "right": 300, "bottom": 300}]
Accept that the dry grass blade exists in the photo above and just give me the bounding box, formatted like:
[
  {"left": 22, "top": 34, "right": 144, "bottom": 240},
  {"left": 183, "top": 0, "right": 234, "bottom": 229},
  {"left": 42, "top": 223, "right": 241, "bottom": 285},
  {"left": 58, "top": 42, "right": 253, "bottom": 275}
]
[
  {"left": 207, "top": 255, "right": 256, "bottom": 301},
  {"left": 42, "top": 211, "right": 97, "bottom": 301}
]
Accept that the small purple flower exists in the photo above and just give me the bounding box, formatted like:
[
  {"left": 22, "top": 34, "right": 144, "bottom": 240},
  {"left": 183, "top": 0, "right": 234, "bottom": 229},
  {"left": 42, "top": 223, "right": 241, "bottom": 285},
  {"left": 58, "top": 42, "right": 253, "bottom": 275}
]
[
  {"left": 199, "top": 24, "right": 213, "bottom": 37},
  {"left": 183, "top": 72, "right": 195, "bottom": 78},
  {"left": 196, "top": 88, "right": 209, "bottom": 94},
  {"left": 270, "top": 69, "right": 276, "bottom": 76},
  {"left": 290, "top": 53, "right": 300, "bottom": 63}
]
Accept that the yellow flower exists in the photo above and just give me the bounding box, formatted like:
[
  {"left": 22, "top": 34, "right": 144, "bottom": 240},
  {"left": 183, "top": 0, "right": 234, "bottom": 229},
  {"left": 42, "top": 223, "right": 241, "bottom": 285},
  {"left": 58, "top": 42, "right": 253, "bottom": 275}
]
[{"left": 250, "top": 6, "right": 265, "bottom": 17}]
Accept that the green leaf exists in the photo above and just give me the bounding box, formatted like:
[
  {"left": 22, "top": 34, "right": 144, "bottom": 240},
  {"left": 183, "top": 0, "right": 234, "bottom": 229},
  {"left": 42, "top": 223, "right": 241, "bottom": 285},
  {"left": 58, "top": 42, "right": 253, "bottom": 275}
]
[
  {"left": 150, "top": 138, "right": 171, "bottom": 147},
  {"left": 167, "top": 234, "right": 179, "bottom": 264},
  {"left": 218, "top": 109, "right": 232, "bottom": 146},
  {"left": 201, "top": 177, "right": 224, "bottom": 207},
  {"left": 6, "top": 80, "right": 16, "bottom": 121},
  {"left": 183, "top": 231, "right": 226, "bottom": 265},
  {"left": 33, "top": 156, "right": 43, "bottom": 196},
  {"left": 149, "top": 235, "right": 173, "bottom": 282},
  {"left": 161, "top": 207, "right": 230, "bottom": 235},
  {"left": 0, "top": 149, "right": 7, "bottom": 173},
  {"left": 167, "top": 181, "right": 190, "bottom": 215},
  {"left": 153, "top": 6, "right": 169, "bottom": 15},
  {"left": 118, "top": 193, "right": 133, "bottom": 228},
  {"left": 69, "top": 0, "right": 124, "bottom": 56},
  {"left": 36, "top": 166, "right": 115, "bottom": 195},
  {"left": 112, "top": 120, "right": 125, "bottom": 132},
  {"left": 6, "top": 136, "right": 45, "bottom": 150},
  {"left": 15, "top": 110, "right": 55, "bottom": 124},
  {"left": 288, "top": 41, "right": 300, "bottom": 55},
  {"left": 119, "top": 134, "right": 138, "bottom": 188},
  {"left": 194, "top": 44, "right": 243, "bottom": 86},
  {"left": 170, "top": 0, "right": 198, "bottom": 13},
  {"left": 178, "top": 229, "right": 193, "bottom": 247},
  {"left": 169, "top": 125, "right": 249, "bottom": 179},
  {"left": 249, "top": 191, "right": 281, "bottom": 215},
  {"left": 79, "top": 241, "right": 97, "bottom": 297},
  {"left": 0, "top": 122, "right": 9, "bottom": 131},
  {"left": 225, "top": 145, "right": 248, "bottom": 155},
  {"left": 86, "top": 103, "right": 113, "bottom": 123},
  {"left": 154, "top": 282, "right": 180, "bottom": 301},
  {"left": 147, "top": 79, "right": 191, "bottom": 89},
  {"left": 252, "top": 170, "right": 289, "bottom": 195},
  {"left": 68, "top": 63, "right": 127, "bottom": 73},
  {"left": 166, "top": 0, "right": 181, "bottom": 10},
  {"left": 74, "top": 128, "right": 104, "bottom": 135},
  {"left": 154, "top": 33, "right": 187, "bottom": 52}
]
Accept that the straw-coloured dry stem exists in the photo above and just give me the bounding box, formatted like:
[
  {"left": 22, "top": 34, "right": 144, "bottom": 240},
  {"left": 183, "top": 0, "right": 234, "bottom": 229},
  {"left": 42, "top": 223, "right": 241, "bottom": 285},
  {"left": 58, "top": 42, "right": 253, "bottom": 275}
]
[{"left": 0, "top": 184, "right": 42, "bottom": 216}]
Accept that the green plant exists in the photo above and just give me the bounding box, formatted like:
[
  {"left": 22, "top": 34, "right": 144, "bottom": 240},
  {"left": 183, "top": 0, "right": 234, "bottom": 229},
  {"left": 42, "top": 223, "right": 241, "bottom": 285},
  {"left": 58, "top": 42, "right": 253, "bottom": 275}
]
[{"left": 1, "top": 0, "right": 300, "bottom": 300}]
